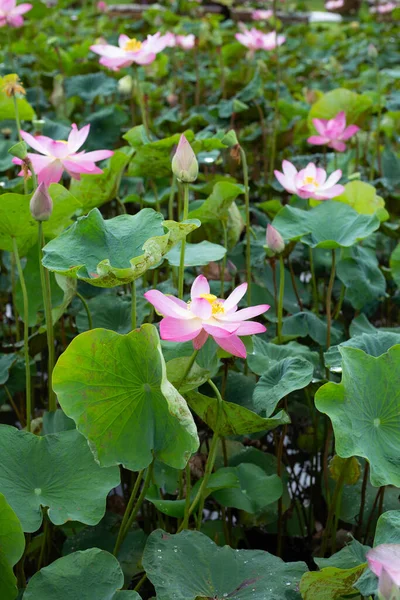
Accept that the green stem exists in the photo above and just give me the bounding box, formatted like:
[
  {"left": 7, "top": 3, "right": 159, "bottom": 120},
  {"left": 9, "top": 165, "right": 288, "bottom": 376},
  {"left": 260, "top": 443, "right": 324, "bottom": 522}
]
[
  {"left": 333, "top": 283, "right": 345, "bottom": 320},
  {"left": 76, "top": 292, "right": 92, "bottom": 330},
  {"left": 239, "top": 145, "right": 251, "bottom": 306},
  {"left": 133, "top": 572, "right": 148, "bottom": 593},
  {"left": 320, "top": 457, "right": 352, "bottom": 556},
  {"left": 10, "top": 252, "right": 20, "bottom": 342},
  {"left": 133, "top": 67, "right": 149, "bottom": 135},
  {"left": 131, "top": 279, "right": 137, "bottom": 330},
  {"left": 177, "top": 349, "right": 199, "bottom": 390},
  {"left": 277, "top": 254, "right": 285, "bottom": 343},
  {"left": 326, "top": 250, "right": 336, "bottom": 349},
  {"left": 181, "top": 461, "right": 192, "bottom": 530},
  {"left": 309, "top": 247, "right": 319, "bottom": 313},
  {"left": 220, "top": 219, "right": 228, "bottom": 298},
  {"left": 120, "top": 461, "right": 154, "bottom": 546},
  {"left": 268, "top": 0, "right": 281, "bottom": 183},
  {"left": 12, "top": 93, "right": 22, "bottom": 141},
  {"left": 12, "top": 237, "right": 31, "bottom": 431},
  {"left": 178, "top": 183, "right": 189, "bottom": 300},
  {"left": 113, "top": 470, "right": 144, "bottom": 557},
  {"left": 168, "top": 174, "right": 177, "bottom": 221},
  {"left": 150, "top": 179, "right": 160, "bottom": 213},
  {"left": 38, "top": 222, "right": 56, "bottom": 411}
]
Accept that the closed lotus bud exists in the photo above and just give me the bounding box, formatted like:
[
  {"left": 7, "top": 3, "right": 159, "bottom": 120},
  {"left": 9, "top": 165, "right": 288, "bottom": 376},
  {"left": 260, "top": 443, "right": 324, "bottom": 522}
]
[
  {"left": 266, "top": 224, "right": 285, "bottom": 254},
  {"left": 171, "top": 135, "right": 198, "bottom": 183},
  {"left": 221, "top": 129, "right": 239, "bottom": 148},
  {"left": 30, "top": 183, "right": 53, "bottom": 221},
  {"left": 8, "top": 140, "right": 27, "bottom": 160},
  {"left": 378, "top": 569, "right": 400, "bottom": 600},
  {"left": 118, "top": 75, "right": 133, "bottom": 96}
]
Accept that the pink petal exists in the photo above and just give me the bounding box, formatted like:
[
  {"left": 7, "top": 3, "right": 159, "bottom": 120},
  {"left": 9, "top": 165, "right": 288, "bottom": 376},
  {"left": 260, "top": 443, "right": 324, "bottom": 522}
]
[
  {"left": 144, "top": 290, "right": 191, "bottom": 319},
  {"left": 193, "top": 330, "right": 209, "bottom": 350},
  {"left": 315, "top": 167, "right": 327, "bottom": 185},
  {"left": 321, "top": 169, "right": 342, "bottom": 189},
  {"left": 36, "top": 160, "right": 64, "bottom": 185},
  {"left": 191, "top": 274, "right": 210, "bottom": 299},
  {"left": 118, "top": 34, "right": 130, "bottom": 48},
  {"left": 235, "top": 321, "right": 266, "bottom": 335},
  {"left": 307, "top": 135, "right": 329, "bottom": 146},
  {"left": 190, "top": 298, "right": 212, "bottom": 320},
  {"left": 68, "top": 123, "right": 90, "bottom": 154},
  {"left": 334, "top": 111, "right": 346, "bottom": 132},
  {"left": 25, "top": 153, "right": 54, "bottom": 175},
  {"left": 329, "top": 140, "right": 347, "bottom": 152},
  {"left": 62, "top": 160, "right": 103, "bottom": 177},
  {"left": 160, "top": 317, "right": 202, "bottom": 342},
  {"left": 20, "top": 130, "right": 51, "bottom": 156},
  {"left": 340, "top": 124, "right": 360, "bottom": 141},
  {"left": 10, "top": 3, "right": 32, "bottom": 15},
  {"left": 80, "top": 149, "right": 114, "bottom": 162},
  {"left": 203, "top": 323, "right": 240, "bottom": 338},
  {"left": 90, "top": 44, "right": 126, "bottom": 58},
  {"left": 223, "top": 282, "right": 247, "bottom": 313},
  {"left": 214, "top": 335, "right": 247, "bottom": 359},
  {"left": 312, "top": 118, "right": 328, "bottom": 136},
  {"left": 303, "top": 162, "right": 317, "bottom": 179},
  {"left": 130, "top": 51, "right": 156, "bottom": 66},
  {"left": 219, "top": 304, "right": 270, "bottom": 322},
  {"left": 367, "top": 545, "right": 400, "bottom": 586},
  {"left": 314, "top": 184, "right": 345, "bottom": 199}
]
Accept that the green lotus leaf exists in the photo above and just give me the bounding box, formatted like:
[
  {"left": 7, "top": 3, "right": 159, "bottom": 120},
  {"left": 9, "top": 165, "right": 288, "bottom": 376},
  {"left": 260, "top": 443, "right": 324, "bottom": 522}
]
[
  {"left": 375, "top": 510, "right": 400, "bottom": 546},
  {"left": 42, "top": 208, "right": 200, "bottom": 288},
  {"left": 142, "top": 529, "right": 307, "bottom": 600},
  {"left": 0, "top": 184, "right": 82, "bottom": 255},
  {"left": 315, "top": 345, "right": 400, "bottom": 487},
  {"left": 308, "top": 88, "right": 373, "bottom": 127},
  {"left": 188, "top": 181, "right": 243, "bottom": 223},
  {"left": 300, "top": 564, "right": 367, "bottom": 600},
  {"left": 253, "top": 357, "right": 314, "bottom": 416},
  {"left": 336, "top": 246, "right": 386, "bottom": 310},
  {"left": 165, "top": 240, "right": 226, "bottom": 267},
  {"left": 390, "top": 242, "right": 400, "bottom": 289},
  {"left": 248, "top": 337, "right": 319, "bottom": 376},
  {"left": 186, "top": 390, "right": 290, "bottom": 436},
  {"left": 69, "top": 150, "right": 133, "bottom": 212},
  {"left": 0, "top": 76, "right": 35, "bottom": 121},
  {"left": 76, "top": 293, "right": 149, "bottom": 334},
  {"left": 324, "top": 331, "right": 400, "bottom": 371},
  {"left": 0, "top": 354, "right": 17, "bottom": 385},
  {"left": 52, "top": 324, "right": 199, "bottom": 471},
  {"left": 0, "top": 426, "right": 120, "bottom": 532},
  {"left": 282, "top": 311, "right": 343, "bottom": 347},
  {"left": 0, "top": 493, "right": 25, "bottom": 600},
  {"left": 273, "top": 201, "right": 379, "bottom": 249},
  {"left": 334, "top": 181, "right": 388, "bottom": 222},
  {"left": 24, "top": 548, "right": 140, "bottom": 599}
]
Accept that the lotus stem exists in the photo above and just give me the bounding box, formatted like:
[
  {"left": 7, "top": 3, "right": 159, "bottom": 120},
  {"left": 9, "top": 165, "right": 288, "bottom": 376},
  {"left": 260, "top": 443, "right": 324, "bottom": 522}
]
[
  {"left": 239, "top": 145, "right": 251, "bottom": 306},
  {"left": 178, "top": 182, "right": 189, "bottom": 300},
  {"left": 320, "top": 456, "right": 352, "bottom": 556},
  {"left": 38, "top": 222, "right": 56, "bottom": 412},
  {"left": 177, "top": 349, "right": 199, "bottom": 391},
  {"left": 268, "top": 0, "right": 281, "bottom": 183},
  {"left": 76, "top": 292, "right": 92, "bottom": 330},
  {"left": 277, "top": 254, "right": 285, "bottom": 343},
  {"left": 133, "top": 67, "right": 149, "bottom": 135},
  {"left": 113, "top": 469, "right": 144, "bottom": 557},
  {"left": 181, "top": 461, "right": 192, "bottom": 530},
  {"left": 12, "top": 236, "right": 31, "bottom": 431},
  {"left": 131, "top": 279, "right": 137, "bottom": 330}
]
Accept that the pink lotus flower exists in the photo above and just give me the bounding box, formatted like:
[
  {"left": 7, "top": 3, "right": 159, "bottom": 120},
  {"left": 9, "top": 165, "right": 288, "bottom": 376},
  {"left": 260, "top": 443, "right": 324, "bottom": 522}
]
[
  {"left": 371, "top": 2, "right": 397, "bottom": 12},
  {"left": 0, "top": 0, "right": 32, "bottom": 27},
  {"left": 13, "top": 124, "right": 114, "bottom": 186},
  {"left": 163, "top": 32, "right": 196, "bottom": 50},
  {"left": 325, "top": 0, "right": 344, "bottom": 9},
  {"left": 367, "top": 545, "right": 400, "bottom": 597},
  {"left": 308, "top": 111, "right": 360, "bottom": 152},
  {"left": 90, "top": 32, "right": 170, "bottom": 71},
  {"left": 144, "top": 275, "right": 270, "bottom": 359},
  {"left": 252, "top": 9, "right": 273, "bottom": 19},
  {"left": 96, "top": 0, "right": 108, "bottom": 12},
  {"left": 274, "top": 160, "right": 345, "bottom": 200},
  {"left": 235, "top": 28, "right": 286, "bottom": 52}
]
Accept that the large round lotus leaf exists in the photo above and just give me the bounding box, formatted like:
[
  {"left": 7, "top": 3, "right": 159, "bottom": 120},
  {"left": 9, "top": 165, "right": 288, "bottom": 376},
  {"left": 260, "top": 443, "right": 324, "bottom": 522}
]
[
  {"left": 253, "top": 357, "right": 314, "bottom": 416},
  {"left": 24, "top": 548, "right": 140, "bottom": 599},
  {"left": 142, "top": 529, "right": 307, "bottom": 600},
  {"left": 0, "top": 425, "right": 120, "bottom": 532},
  {"left": 0, "top": 184, "right": 82, "bottom": 256},
  {"left": 69, "top": 150, "right": 132, "bottom": 212},
  {"left": 272, "top": 201, "right": 379, "bottom": 249},
  {"left": 42, "top": 207, "right": 200, "bottom": 287},
  {"left": 187, "top": 390, "right": 290, "bottom": 436},
  {"left": 165, "top": 241, "right": 226, "bottom": 267},
  {"left": 282, "top": 311, "right": 343, "bottom": 347},
  {"left": 334, "top": 181, "right": 388, "bottom": 222},
  {"left": 308, "top": 88, "right": 372, "bottom": 127},
  {"left": 248, "top": 337, "right": 319, "bottom": 376},
  {"left": 0, "top": 493, "right": 25, "bottom": 600},
  {"left": 52, "top": 324, "right": 199, "bottom": 471},
  {"left": 315, "top": 345, "right": 400, "bottom": 487},
  {"left": 324, "top": 331, "right": 400, "bottom": 371}
]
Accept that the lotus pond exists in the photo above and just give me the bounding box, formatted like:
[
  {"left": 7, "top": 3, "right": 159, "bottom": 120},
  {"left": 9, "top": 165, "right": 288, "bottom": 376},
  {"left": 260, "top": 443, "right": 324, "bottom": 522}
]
[{"left": 0, "top": 0, "right": 400, "bottom": 598}]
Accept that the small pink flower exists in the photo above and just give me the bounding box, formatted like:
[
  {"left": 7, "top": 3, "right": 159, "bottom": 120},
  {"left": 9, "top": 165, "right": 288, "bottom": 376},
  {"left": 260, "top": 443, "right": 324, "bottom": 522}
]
[
  {"left": 371, "top": 2, "right": 397, "bottom": 12},
  {"left": 308, "top": 111, "right": 360, "bottom": 152},
  {"left": 13, "top": 124, "right": 114, "bottom": 185},
  {"left": 252, "top": 9, "right": 273, "bottom": 19},
  {"left": 235, "top": 28, "right": 285, "bottom": 52},
  {"left": 96, "top": 0, "right": 107, "bottom": 12},
  {"left": 367, "top": 545, "right": 400, "bottom": 596},
  {"left": 90, "top": 32, "right": 170, "bottom": 71},
  {"left": 266, "top": 224, "right": 285, "bottom": 254},
  {"left": 274, "top": 160, "right": 345, "bottom": 200},
  {"left": 325, "top": 0, "right": 344, "bottom": 9},
  {"left": 144, "top": 275, "right": 270, "bottom": 359},
  {"left": 0, "top": 0, "right": 32, "bottom": 28},
  {"left": 175, "top": 34, "right": 196, "bottom": 50}
]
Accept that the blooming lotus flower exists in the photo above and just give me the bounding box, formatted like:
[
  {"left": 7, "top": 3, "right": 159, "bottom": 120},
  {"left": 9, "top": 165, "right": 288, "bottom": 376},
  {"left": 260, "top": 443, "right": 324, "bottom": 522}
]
[
  {"left": 13, "top": 124, "right": 114, "bottom": 185},
  {"left": 252, "top": 9, "right": 273, "bottom": 19},
  {"left": 367, "top": 545, "right": 400, "bottom": 599},
  {"left": 144, "top": 275, "right": 270, "bottom": 359},
  {"left": 274, "top": 160, "right": 345, "bottom": 200},
  {"left": 90, "top": 32, "right": 170, "bottom": 71},
  {"left": 235, "top": 28, "right": 285, "bottom": 52},
  {"left": 266, "top": 224, "right": 285, "bottom": 254},
  {"left": 96, "top": 0, "right": 108, "bottom": 12},
  {"left": 308, "top": 111, "right": 360, "bottom": 152},
  {"left": 0, "top": 0, "right": 32, "bottom": 27}
]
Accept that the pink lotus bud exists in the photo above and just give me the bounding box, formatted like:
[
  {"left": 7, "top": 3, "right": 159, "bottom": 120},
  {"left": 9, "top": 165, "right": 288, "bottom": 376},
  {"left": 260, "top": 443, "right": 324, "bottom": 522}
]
[
  {"left": 171, "top": 135, "right": 198, "bottom": 183},
  {"left": 97, "top": 1, "right": 108, "bottom": 12},
  {"left": 266, "top": 224, "right": 285, "bottom": 254},
  {"left": 30, "top": 183, "right": 53, "bottom": 221}
]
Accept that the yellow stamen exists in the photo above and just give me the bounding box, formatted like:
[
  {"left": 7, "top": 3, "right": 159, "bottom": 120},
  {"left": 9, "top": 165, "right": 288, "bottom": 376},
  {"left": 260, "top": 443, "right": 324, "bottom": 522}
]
[
  {"left": 303, "top": 175, "right": 319, "bottom": 187},
  {"left": 123, "top": 38, "right": 142, "bottom": 52},
  {"left": 199, "top": 293, "right": 225, "bottom": 315},
  {"left": 200, "top": 293, "right": 217, "bottom": 302}
]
